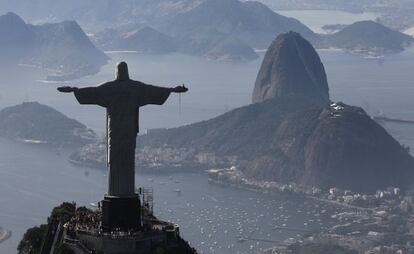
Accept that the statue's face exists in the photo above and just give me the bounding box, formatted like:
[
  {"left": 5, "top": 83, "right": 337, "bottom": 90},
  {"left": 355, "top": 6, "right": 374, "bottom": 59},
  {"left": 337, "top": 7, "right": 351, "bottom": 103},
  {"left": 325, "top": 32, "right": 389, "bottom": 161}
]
[{"left": 116, "top": 62, "right": 130, "bottom": 81}]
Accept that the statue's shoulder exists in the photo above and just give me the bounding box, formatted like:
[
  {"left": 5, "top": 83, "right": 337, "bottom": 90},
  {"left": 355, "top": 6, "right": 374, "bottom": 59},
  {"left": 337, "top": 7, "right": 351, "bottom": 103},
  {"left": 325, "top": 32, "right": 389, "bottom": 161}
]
[
  {"left": 130, "top": 80, "right": 146, "bottom": 86},
  {"left": 128, "top": 80, "right": 153, "bottom": 90},
  {"left": 98, "top": 81, "right": 116, "bottom": 88}
]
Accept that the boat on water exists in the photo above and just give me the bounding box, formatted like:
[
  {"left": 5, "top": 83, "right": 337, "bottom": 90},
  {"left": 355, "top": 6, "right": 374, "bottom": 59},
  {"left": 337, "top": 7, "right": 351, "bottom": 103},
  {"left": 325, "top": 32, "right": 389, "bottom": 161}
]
[
  {"left": 236, "top": 236, "right": 248, "bottom": 243},
  {"left": 0, "top": 227, "right": 12, "bottom": 243},
  {"left": 18, "top": 138, "right": 48, "bottom": 144}
]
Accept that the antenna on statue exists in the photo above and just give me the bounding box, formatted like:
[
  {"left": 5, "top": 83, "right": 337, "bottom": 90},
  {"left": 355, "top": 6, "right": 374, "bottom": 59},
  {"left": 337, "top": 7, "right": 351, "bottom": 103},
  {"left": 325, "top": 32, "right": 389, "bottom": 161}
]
[
  {"left": 179, "top": 92, "right": 182, "bottom": 115},
  {"left": 179, "top": 84, "right": 184, "bottom": 116}
]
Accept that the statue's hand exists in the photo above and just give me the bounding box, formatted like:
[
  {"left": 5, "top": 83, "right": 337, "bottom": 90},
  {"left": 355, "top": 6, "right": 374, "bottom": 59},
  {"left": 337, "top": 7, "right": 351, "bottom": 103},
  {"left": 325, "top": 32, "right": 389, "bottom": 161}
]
[
  {"left": 172, "top": 85, "right": 188, "bottom": 93},
  {"left": 57, "top": 86, "right": 78, "bottom": 93}
]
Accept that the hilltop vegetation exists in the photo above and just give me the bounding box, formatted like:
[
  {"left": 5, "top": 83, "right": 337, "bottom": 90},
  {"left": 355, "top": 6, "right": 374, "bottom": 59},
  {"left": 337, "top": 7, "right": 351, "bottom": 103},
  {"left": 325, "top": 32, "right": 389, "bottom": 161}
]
[{"left": 0, "top": 102, "right": 97, "bottom": 146}]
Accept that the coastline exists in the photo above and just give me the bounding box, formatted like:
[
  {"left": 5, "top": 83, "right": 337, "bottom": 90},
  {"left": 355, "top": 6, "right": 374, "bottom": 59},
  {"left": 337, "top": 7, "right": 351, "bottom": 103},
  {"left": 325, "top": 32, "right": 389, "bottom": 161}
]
[
  {"left": 207, "top": 177, "right": 372, "bottom": 212},
  {"left": 207, "top": 170, "right": 414, "bottom": 253},
  {"left": 0, "top": 227, "right": 12, "bottom": 244},
  {"left": 68, "top": 157, "right": 206, "bottom": 175},
  {"left": 373, "top": 115, "right": 414, "bottom": 124},
  {"left": 206, "top": 168, "right": 411, "bottom": 211}
]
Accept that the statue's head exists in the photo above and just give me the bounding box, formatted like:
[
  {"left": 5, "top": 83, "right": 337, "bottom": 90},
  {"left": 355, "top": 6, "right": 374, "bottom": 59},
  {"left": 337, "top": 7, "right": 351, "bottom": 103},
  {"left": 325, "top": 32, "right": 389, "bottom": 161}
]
[{"left": 116, "top": 62, "right": 130, "bottom": 81}]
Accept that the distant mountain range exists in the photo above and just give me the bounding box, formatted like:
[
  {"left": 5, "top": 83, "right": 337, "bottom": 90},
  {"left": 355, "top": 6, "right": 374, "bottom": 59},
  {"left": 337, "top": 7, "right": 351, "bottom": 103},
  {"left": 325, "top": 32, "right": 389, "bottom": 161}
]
[
  {"left": 0, "top": 102, "right": 97, "bottom": 146},
  {"left": 89, "top": 0, "right": 412, "bottom": 61},
  {"left": 91, "top": 26, "right": 259, "bottom": 61},
  {"left": 0, "top": 12, "right": 108, "bottom": 80},
  {"left": 0, "top": 0, "right": 204, "bottom": 29},
  {"left": 71, "top": 32, "right": 414, "bottom": 192},
  {"left": 1, "top": 1, "right": 413, "bottom": 64},
  {"left": 89, "top": 0, "right": 315, "bottom": 61},
  {"left": 159, "top": 0, "right": 316, "bottom": 49}
]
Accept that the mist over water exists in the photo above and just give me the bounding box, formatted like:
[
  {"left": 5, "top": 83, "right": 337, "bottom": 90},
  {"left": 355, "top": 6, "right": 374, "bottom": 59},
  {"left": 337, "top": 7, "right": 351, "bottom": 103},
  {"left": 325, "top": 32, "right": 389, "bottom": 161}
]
[{"left": 1, "top": 8, "right": 414, "bottom": 254}]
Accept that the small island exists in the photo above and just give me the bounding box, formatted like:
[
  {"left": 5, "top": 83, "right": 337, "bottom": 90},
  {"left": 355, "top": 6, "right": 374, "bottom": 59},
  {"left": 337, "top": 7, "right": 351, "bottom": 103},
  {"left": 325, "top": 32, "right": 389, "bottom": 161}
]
[
  {"left": 0, "top": 102, "right": 97, "bottom": 147},
  {"left": 0, "top": 227, "right": 12, "bottom": 244},
  {"left": 319, "top": 20, "right": 414, "bottom": 56}
]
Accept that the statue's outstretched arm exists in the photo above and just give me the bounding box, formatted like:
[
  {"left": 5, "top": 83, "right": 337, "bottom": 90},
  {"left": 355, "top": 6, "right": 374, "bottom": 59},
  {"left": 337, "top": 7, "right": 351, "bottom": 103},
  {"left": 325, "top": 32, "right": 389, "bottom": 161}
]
[
  {"left": 171, "top": 84, "right": 189, "bottom": 93},
  {"left": 57, "top": 86, "right": 108, "bottom": 107},
  {"left": 57, "top": 86, "right": 78, "bottom": 93},
  {"left": 138, "top": 84, "right": 188, "bottom": 106}
]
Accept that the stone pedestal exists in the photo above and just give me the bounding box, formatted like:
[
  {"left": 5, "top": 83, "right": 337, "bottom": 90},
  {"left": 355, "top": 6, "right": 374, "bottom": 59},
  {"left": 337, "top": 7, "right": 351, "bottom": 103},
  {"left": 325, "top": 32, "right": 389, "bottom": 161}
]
[{"left": 101, "top": 195, "right": 141, "bottom": 232}]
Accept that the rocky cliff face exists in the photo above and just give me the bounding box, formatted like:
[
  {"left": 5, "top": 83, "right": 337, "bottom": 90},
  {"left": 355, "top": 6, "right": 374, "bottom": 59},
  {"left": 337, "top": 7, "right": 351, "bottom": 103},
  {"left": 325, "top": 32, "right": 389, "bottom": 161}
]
[
  {"left": 0, "top": 12, "right": 35, "bottom": 60},
  {"left": 252, "top": 31, "right": 329, "bottom": 105},
  {"left": 246, "top": 102, "right": 414, "bottom": 192},
  {"left": 136, "top": 98, "right": 414, "bottom": 192}
]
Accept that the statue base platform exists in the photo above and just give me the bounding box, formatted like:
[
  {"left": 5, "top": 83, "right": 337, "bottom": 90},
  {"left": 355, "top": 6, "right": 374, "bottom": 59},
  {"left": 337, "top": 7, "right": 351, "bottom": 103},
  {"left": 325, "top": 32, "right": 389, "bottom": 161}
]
[{"left": 101, "top": 194, "right": 141, "bottom": 232}]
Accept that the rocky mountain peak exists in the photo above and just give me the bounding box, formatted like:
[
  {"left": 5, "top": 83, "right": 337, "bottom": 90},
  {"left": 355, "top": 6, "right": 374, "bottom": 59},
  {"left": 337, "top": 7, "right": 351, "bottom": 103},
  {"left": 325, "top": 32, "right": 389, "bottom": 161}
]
[
  {"left": 0, "top": 12, "right": 34, "bottom": 45},
  {"left": 252, "top": 31, "right": 329, "bottom": 106},
  {"left": 38, "top": 20, "right": 90, "bottom": 43},
  {"left": 0, "top": 12, "right": 25, "bottom": 25}
]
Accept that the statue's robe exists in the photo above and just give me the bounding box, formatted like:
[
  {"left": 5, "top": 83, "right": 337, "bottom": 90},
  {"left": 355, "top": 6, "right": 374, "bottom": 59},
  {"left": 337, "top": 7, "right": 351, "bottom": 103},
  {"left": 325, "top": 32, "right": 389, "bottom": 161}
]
[{"left": 74, "top": 80, "right": 171, "bottom": 197}]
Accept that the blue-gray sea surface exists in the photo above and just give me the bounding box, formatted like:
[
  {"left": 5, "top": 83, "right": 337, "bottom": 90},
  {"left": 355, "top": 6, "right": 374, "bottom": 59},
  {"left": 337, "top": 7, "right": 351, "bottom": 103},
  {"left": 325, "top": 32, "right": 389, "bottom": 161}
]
[{"left": 1, "top": 44, "right": 414, "bottom": 254}]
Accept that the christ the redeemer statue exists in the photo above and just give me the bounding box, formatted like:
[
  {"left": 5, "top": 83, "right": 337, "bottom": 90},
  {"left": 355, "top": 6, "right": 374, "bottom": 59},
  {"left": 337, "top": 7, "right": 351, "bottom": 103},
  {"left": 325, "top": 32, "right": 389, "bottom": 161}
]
[{"left": 58, "top": 62, "right": 187, "bottom": 230}]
